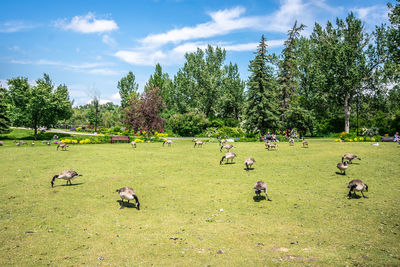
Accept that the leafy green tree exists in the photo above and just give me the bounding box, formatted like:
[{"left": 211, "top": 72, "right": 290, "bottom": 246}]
[
  {"left": 216, "top": 63, "right": 245, "bottom": 120},
  {"left": 118, "top": 71, "right": 139, "bottom": 108},
  {"left": 87, "top": 97, "right": 102, "bottom": 131},
  {"left": 278, "top": 21, "right": 305, "bottom": 124},
  {"left": 284, "top": 105, "right": 315, "bottom": 137},
  {"left": 243, "top": 35, "right": 280, "bottom": 135},
  {"left": 145, "top": 63, "right": 174, "bottom": 110},
  {"left": 168, "top": 112, "right": 209, "bottom": 137},
  {"left": 7, "top": 74, "right": 73, "bottom": 139},
  {"left": 0, "top": 87, "right": 11, "bottom": 133},
  {"left": 174, "top": 45, "right": 227, "bottom": 117},
  {"left": 386, "top": 0, "right": 400, "bottom": 80}
]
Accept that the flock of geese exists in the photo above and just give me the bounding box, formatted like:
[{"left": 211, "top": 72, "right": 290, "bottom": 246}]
[{"left": 11, "top": 136, "right": 370, "bottom": 209}]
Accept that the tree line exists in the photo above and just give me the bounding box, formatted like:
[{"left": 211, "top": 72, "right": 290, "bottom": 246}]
[{"left": 1, "top": 5, "right": 399, "bottom": 138}]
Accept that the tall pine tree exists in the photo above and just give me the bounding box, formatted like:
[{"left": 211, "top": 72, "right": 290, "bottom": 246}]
[{"left": 243, "top": 35, "right": 280, "bottom": 135}]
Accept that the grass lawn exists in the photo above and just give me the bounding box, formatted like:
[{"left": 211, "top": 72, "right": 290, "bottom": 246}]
[{"left": 0, "top": 137, "right": 399, "bottom": 266}]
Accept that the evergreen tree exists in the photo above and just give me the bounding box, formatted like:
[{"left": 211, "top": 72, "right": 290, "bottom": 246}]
[
  {"left": 243, "top": 35, "right": 280, "bottom": 135},
  {"left": 279, "top": 21, "right": 305, "bottom": 124},
  {"left": 145, "top": 63, "right": 174, "bottom": 110}
]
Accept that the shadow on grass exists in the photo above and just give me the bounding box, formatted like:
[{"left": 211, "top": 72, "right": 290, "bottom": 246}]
[
  {"left": 223, "top": 162, "right": 236, "bottom": 165},
  {"left": 348, "top": 194, "right": 363, "bottom": 199},
  {"left": 59, "top": 182, "right": 85, "bottom": 187},
  {"left": 335, "top": 172, "right": 346, "bottom": 175},
  {"left": 117, "top": 200, "right": 138, "bottom": 209},
  {"left": 349, "top": 162, "right": 360, "bottom": 165},
  {"left": 253, "top": 195, "right": 266, "bottom": 202},
  {"left": 244, "top": 168, "right": 254, "bottom": 171}
]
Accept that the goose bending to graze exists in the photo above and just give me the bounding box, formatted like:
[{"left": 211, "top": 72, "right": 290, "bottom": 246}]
[
  {"left": 254, "top": 181, "right": 271, "bottom": 201},
  {"left": 220, "top": 152, "right": 236, "bottom": 165},
  {"left": 337, "top": 161, "right": 348, "bottom": 175},
  {"left": 219, "top": 139, "right": 227, "bottom": 146},
  {"left": 194, "top": 140, "right": 204, "bottom": 148},
  {"left": 192, "top": 138, "right": 198, "bottom": 142},
  {"left": 20, "top": 140, "right": 26, "bottom": 145},
  {"left": 220, "top": 143, "right": 234, "bottom": 152},
  {"left": 0, "top": 141, "right": 3, "bottom": 146},
  {"left": 130, "top": 141, "right": 136, "bottom": 148},
  {"left": 163, "top": 140, "right": 173, "bottom": 147},
  {"left": 265, "top": 141, "right": 277, "bottom": 150},
  {"left": 46, "top": 142, "right": 51, "bottom": 146},
  {"left": 30, "top": 142, "right": 35, "bottom": 146},
  {"left": 116, "top": 187, "right": 140, "bottom": 210},
  {"left": 342, "top": 153, "right": 361, "bottom": 164},
  {"left": 57, "top": 143, "right": 68, "bottom": 151},
  {"left": 348, "top": 179, "right": 368, "bottom": 198},
  {"left": 244, "top": 157, "right": 255, "bottom": 170},
  {"left": 302, "top": 138, "right": 308, "bottom": 148},
  {"left": 289, "top": 138, "right": 294, "bottom": 146},
  {"left": 51, "top": 170, "right": 82, "bottom": 187},
  {"left": 16, "top": 142, "right": 21, "bottom": 146}
]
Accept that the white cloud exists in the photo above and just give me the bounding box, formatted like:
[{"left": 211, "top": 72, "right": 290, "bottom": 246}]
[
  {"left": 88, "top": 68, "right": 120, "bottom": 76},
  {"left": 102, "top": 34, "right": 117, "bottom": 47},
  {"left": 10, "top": 59, "right": 121, "bottom": 75},
  {"left": 352, "top": 5, "right": 388, "bottom": 27},
  {"left": 141, "top": 6, "right": 257, "bottom": 47},
  {"left": 0, "top": 20, "right": 39, "bottom": 33},
  {"left": 54, "top": 12, "right": 118, "bottom": 33},
  {"left": 114, "top": 50, "right": 167, "bottom": 66},
  {"left": 111, "top": 92, "right": 121, "bottom": 101}
]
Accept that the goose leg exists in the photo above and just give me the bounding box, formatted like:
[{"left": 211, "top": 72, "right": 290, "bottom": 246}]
[
  {"left": 361, "top": 190, "right": 368, "bottom": 198},
  {"left": 266, "top": 193, "right": 272, "bottom": 201}
]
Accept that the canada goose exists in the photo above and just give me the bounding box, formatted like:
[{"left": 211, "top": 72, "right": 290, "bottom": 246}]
[
  {"left": 16, "top": 142, "right": 21, "bottom": 146},
  {"left": 265, "top": 141, "right": 277, "bottom": 150},
  {"left": 244, "top": 157, "right": 255, "bottom": 170},
  {"left": 116, "top": 187, "right": 140, "bottom": 210},
  {"left": 347, "top": 179, "right": 368, "bottom": 198},
  {"left": 57, "top": 143, "right": 68, "bottom": 151},
  {"left": 0, "top": 141, "right": 3, "bottom": 146},
  {"left": 19, "top": 140, "right": 26, "bottom": 145},
  {"left": 192, "top": 138, "right": 198, "bottom": 142},
  {"left": 46, "top": 142, "right": 51, "bottom": 146},
  {"left": 289, "top": 138, "right": 294, "bottom": 145},
  {"left": 254, "top": 181, "right": 271, "bottom": 201},
  {"left": 220, "top": 152, "right": 236, "bottom": 165},
  {"left": 337, "top": 161, "right": 349, "bottom": 175},
  {"left": 130, "top": 141, "right": 136, "bottom": 148},
  {"left": 342, "top": 153, "right": 361, "bottom": 164},
  {"left": 220, "top": 144, "right": 234, "bottom": 152},
  {"left": 219, "top": 139, "right": 227, "bottom": 146},
  {"left": 30, "top": 142, "right": 35, "bottom": 146},
  {"left": 51, "top": 170, "right": 82, "bottom": 187},
  {"left": 194, "top": 140, "right": 204, "bottom": 148},
  {"left": 302, "top": 138, "right": 308, "bottom": 148},
  {"left": 163, "top": 140, "right": 173, "bottom": 147}
]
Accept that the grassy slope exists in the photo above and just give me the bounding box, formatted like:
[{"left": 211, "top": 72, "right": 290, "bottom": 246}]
[{"left": 0, "top": 139, "right": 399, "bottom": 266}]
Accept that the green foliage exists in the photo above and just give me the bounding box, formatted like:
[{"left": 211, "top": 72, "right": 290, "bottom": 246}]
[
  {"left": 118, "top": 71, "right": 139, "bottom": 108},
  {"left": 87, "top": 97, "right": 102, "bottom": 130},
  {"left": 243, "top": 35, "right": 281, "bottom": 135},
  {"left": 0, "top": 87, "right": 11, "bottom": 133},
  {"left": 168, "top": 112, "right": 208, "bottom": 136},
  {"left": 7, "top": 74, "right": 73, "bottom": 139},
  {"left": 284, "top": 105, "right": 315, "bottom": 137},
  {"left": 145, "top": 64, "right": 175, "bottom": 110}
]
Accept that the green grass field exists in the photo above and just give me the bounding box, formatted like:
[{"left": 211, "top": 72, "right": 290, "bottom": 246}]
[{"left": 0, "top": 137, "right": 399, "bottom": 266}]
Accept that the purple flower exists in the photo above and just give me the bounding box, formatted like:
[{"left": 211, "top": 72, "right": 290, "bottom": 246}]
[{"left": 54, "top": 141, "right": 58, "bottom": 144}]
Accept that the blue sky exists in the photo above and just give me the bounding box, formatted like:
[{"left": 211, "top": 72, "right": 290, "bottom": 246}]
[{"left": 0, "top": 0, "right": 392, "bottom": 106}]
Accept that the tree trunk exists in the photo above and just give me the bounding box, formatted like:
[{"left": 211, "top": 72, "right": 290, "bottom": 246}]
[
  {"left": 34, "top": 125, "right": 38, "bottom": 140},
  {"left": 344, "top": 93, "right": 351, "bottom": 133}
]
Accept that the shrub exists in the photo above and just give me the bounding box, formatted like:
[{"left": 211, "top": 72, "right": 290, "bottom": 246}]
[{"left": 168, "top": 112, "right": 209, "bottom": 137}]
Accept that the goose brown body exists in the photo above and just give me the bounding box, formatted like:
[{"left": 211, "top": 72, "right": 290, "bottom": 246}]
[
  {"left": 289, "top": 138, "right": 294, "bottom": 145},
  {"left": 342, "top": 153, "right": 361, "bottom": 163},
  {"left": 244, "top": 157, "right": 255, "bottom": 170},
  {"left": 337, "top": 161, "right": 348, "bottom": 174},
  {"left": 265, "top": 141, "right": 277, "bottom": 150},
  {"left": 51, "top": 170, "right": 82, "bottom": 187},
  {"left": 194, "top": 140, "right": 204, "bottom": 148},
  {"left": 130, "top": 141, "right": 136, "bottom": 148},
  {"left": 116, "top": 187, "right": 140, "bottom": 209},
  {"left": 163, "top": 140, "right": 173, "bottom": 147},
  {"left": 254, "top": 181, "right": 271, "bottom": 201},
  {"left": 57, "top": 143, "right": 68, "bottom": 151},
  {"left": 220, "top": 144, "right": 234, "bottom": 152},
  {"left": 220, "top": 152, "right": 236, "bottom": 165},
  {"left": 347, "top": 179, "right": 368, "bottom": 198},
  {"left": 302, "top": 138, "right": 308, "bottom": 148}
]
